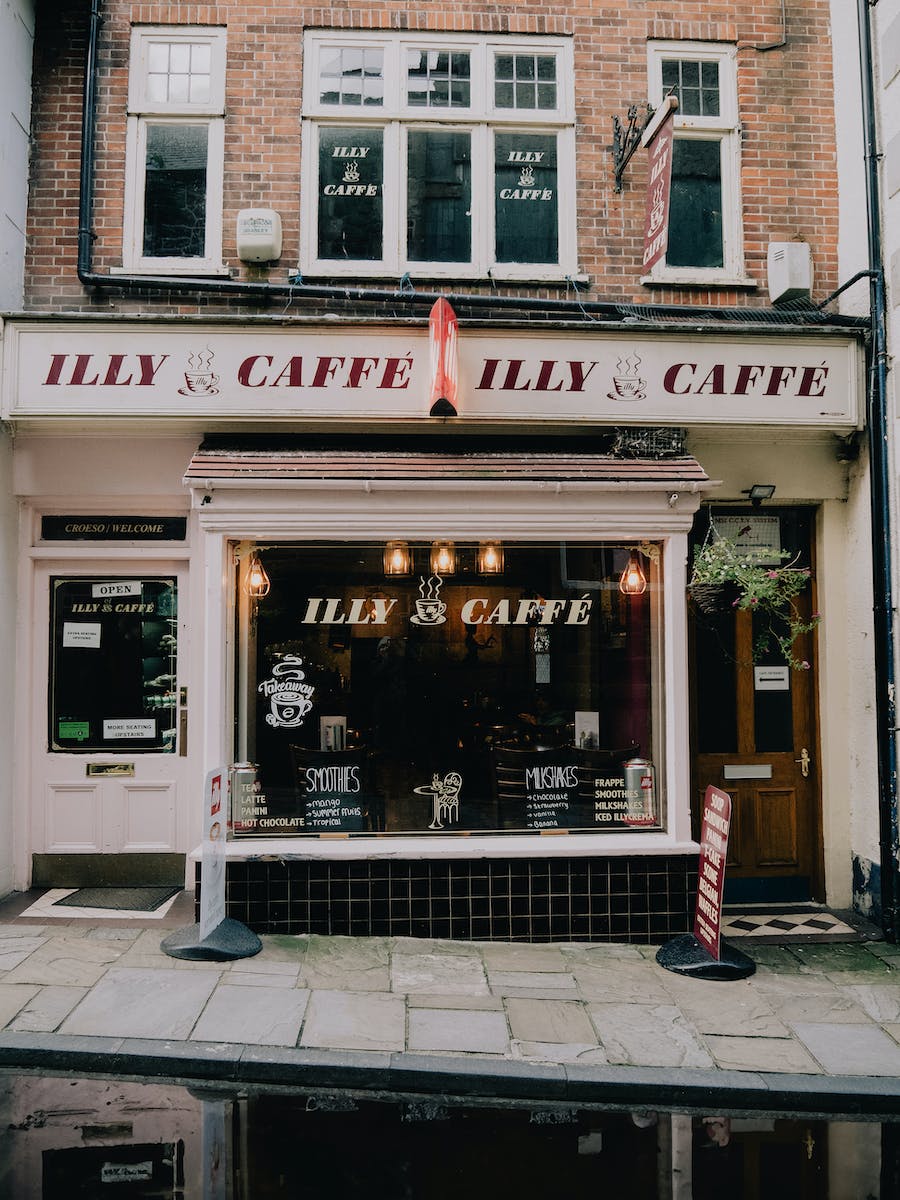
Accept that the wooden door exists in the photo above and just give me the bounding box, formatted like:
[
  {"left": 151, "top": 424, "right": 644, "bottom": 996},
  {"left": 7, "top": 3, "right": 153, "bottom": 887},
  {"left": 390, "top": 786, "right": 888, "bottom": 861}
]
[{"left": 691, "top": 509, "right": 822, "bottom": 903}]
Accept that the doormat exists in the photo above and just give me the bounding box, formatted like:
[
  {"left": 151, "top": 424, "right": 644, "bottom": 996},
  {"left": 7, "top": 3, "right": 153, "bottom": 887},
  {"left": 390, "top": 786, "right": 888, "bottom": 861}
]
[{"left": 52, "top": 886, "right": 182, "bottom": 912}]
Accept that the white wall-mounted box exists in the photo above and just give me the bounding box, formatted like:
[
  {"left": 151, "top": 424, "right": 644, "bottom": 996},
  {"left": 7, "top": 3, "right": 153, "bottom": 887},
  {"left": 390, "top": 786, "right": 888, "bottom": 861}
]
[{"left": 236, "top": 209, "right": 283, "bottom": 262}]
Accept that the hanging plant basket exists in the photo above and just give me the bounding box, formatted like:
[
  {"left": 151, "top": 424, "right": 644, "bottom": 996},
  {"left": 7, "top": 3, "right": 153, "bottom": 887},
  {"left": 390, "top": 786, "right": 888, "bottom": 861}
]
[{"left": 689, "top": 581, "right": 742, "bottom": 615}]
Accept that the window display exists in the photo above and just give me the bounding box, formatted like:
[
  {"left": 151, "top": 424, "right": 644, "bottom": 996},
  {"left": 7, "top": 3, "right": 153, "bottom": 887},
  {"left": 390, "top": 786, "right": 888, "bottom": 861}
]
[{"left": 232, "top": 543, "right": 663, "bottom": 837}]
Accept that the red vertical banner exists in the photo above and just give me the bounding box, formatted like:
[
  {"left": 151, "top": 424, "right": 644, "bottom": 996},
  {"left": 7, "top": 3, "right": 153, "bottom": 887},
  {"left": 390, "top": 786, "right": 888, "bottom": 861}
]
[
  {"left": 641, "top": 96, "right": 678, "bottom": 271},
  {"left": 694, "top": 785, "right": 732, "bottom": 960},
  {"left": 429, "top": 297, "right": 459, "bottom": 417}
]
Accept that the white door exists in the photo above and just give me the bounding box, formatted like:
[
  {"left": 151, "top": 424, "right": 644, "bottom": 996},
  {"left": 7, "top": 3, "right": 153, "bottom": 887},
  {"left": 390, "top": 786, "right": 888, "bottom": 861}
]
[{"left": 27, "top": 562, "right": 192, "bottom": 862}]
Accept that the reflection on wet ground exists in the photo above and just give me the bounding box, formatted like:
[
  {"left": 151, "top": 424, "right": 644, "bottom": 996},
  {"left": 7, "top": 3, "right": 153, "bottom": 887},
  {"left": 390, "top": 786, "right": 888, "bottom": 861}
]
[{"left": 0, "top": 1069, "right": 892, "bottom": 1198}]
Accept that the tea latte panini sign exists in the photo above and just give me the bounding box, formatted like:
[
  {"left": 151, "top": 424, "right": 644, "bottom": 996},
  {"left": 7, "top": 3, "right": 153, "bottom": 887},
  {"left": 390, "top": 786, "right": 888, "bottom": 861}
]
[{"left": 2, "top": 319, "right": 860, "bottom": 428}]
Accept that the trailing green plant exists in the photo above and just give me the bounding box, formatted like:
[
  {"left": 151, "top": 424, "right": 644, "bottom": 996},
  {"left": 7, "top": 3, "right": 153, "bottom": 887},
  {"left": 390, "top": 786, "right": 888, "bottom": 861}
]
[{"left": 689, "top": 527, "right": 820, "bottom": 670}]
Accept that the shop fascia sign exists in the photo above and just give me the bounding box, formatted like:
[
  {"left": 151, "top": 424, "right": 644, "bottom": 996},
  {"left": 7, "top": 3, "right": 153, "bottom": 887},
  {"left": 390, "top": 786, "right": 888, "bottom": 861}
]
[{"left": 1, "top": 319, "right": 860, "bottom": 427}]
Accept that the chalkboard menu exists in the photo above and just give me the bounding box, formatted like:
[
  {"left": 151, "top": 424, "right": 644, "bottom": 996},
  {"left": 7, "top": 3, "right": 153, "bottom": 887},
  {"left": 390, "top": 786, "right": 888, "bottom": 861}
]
[
  {"left": 231, "top": 766, "right": 305, "bottom": 836},
  {"left": 297, "top": 760, "right": 368, "bottom": 832},
  {"left": 523, "top": 760, "right": 579, "bottom": 829}
]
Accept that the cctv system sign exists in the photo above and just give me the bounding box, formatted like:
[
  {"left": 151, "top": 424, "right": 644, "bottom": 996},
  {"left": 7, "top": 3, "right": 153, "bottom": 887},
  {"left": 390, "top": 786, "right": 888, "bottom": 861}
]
[{"left": 1, "top": 319, "right": 861, "bottom": 428}]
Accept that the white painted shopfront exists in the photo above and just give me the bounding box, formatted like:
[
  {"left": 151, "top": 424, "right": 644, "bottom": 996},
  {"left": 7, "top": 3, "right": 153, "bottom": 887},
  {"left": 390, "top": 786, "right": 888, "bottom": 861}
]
[{"left": 0, "top": 315, "right": 871, "bottom": 938}]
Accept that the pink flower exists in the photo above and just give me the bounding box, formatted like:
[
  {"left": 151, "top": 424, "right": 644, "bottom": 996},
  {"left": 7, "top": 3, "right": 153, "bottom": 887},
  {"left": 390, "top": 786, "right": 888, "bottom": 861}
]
[
  {"left": 766, "top": 570, "right": 779, "bottom": 579},
  {"left": 800, "top": 661, "right": 810, "bottom": 670}
]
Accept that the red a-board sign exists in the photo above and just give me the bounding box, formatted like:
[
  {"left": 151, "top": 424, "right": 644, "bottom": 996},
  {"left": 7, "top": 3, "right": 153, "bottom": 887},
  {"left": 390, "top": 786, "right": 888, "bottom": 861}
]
[{"left": 694, "top": 785, "right": 732, "bottom": 960}]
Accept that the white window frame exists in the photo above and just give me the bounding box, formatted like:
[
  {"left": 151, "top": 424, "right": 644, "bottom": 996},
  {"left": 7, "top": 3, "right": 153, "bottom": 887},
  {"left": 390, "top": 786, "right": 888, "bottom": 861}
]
[
  {"left": 645, "top": 41, "right": 749, "bottom": 287},
  {"left": 121, "top": 26, "right": 227, "bottom": 275},
  {"left": 301, "top": 31, "right": 576, "bottom": 281}
]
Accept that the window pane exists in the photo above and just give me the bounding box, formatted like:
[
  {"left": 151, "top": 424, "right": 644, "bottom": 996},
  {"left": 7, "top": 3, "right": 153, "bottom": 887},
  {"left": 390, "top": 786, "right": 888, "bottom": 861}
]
[
  {"left": 147, "top": 43, "right": 170, "bottom": 73},
  {"left": 666, "top": 138, "right": 723, "bottom": 268},
  {"left": 319, "top": 47, "right": 384, "bottom": 106},
  {"left": 407, "top": 130, "right": 471, "bottom": 262},
  {"left": 143, "top": 123, "right": 208, "bottom": 258},
  {"left": 495, "top": 54, "right": 556, "bottom": 109},
  {"left": 169, "top": 44, "right": 190, "bottom": 74},
  {"left": 661, "top": 58, "right": 720, "bottom": 117},
  {"left": 317, "top": 127, "right": 383, "bottom": 260},
  {"left": 406, "top": 47, "right": 470, "bottom": 108},
  {"left": 239, "top": 543, "right": 662, "bottom": 837},
  {"left": 50, "top": 578, "right": 178, "bottom": 753},
  {"left": 494, "top": 132, "right": 558, "bottom": 263},
  {"left": 144, "top": 40, "right": 212, "bottom": 106}
]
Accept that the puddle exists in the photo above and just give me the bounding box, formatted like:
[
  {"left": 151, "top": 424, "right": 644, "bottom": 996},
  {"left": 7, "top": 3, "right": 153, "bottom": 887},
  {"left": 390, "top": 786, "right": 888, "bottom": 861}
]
[{"left": 0, "top": 1070, "right": 893, "bottom": 1197}]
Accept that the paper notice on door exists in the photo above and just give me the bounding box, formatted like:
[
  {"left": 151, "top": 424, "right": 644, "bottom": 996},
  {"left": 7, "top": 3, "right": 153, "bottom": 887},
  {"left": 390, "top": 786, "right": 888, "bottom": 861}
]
[
  {"left": 754, "top": 666, "right": 790, "bottom": 691},
  {"left": 63, "top": 622, "right": 102, "bottom": 648},
  {"left": 102, "top": 718, "right": 156, "bottom": 739}
]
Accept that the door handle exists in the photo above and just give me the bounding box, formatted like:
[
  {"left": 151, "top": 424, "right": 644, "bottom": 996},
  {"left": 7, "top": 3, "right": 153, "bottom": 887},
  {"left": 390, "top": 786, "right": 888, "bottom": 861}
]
[{"left": 795, "top": 747, "right": 810, "bottom": 778}]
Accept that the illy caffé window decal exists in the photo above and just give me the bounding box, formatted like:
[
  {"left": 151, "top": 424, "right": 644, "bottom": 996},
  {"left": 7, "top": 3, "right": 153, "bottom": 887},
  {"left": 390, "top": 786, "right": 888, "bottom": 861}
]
[
  {"left": 299, "top": 579, "right": 594, "bottom": 630},
  {"left": 414, "top": 771, "right": 463, "bottom": 830},
  {"left": 258, "top": 655, "right": 316, "bottom": 728}
]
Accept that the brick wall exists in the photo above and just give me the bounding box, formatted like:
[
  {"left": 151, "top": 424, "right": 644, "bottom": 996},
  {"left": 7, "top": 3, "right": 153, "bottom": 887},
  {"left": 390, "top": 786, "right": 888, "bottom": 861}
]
[{"left": 25, "top": 0, "right": 840, "bottom": 315}]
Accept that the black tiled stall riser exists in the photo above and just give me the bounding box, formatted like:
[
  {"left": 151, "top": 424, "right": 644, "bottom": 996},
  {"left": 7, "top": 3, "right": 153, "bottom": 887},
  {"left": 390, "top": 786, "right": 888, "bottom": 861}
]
[{"left": 195, "top": 855, "right": 698, "bottom": 943}]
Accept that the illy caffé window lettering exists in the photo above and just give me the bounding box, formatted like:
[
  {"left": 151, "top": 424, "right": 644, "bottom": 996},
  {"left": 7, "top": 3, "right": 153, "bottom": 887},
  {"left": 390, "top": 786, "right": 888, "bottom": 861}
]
[
  {"left": 317, "top": 129, "right": 383, "bottom": 261},
  {"left": 232, "top": 542, "right": 663, "bottom": 838},
  {"left": 49, "top": 578, "right": 178, "bottom": 752}
]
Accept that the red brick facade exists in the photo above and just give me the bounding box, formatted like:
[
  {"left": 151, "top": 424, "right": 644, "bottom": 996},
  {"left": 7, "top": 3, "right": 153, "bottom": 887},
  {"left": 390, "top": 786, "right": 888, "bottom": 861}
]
[{"left": 25, "top": 0, "right": 839, "bottom": 314}]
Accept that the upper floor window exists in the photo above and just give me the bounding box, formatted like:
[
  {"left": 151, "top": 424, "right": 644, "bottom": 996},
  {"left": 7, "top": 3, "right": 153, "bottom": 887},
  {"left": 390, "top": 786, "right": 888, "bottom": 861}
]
[
  {"left": 301, "top": 32, "right": 576, "bottom": 281},
  {"left": 123, "top": 27, "right": 226, "bottom": 274},
  {"left": 647, "top": 42, "right": 745, "bottom": 285}
]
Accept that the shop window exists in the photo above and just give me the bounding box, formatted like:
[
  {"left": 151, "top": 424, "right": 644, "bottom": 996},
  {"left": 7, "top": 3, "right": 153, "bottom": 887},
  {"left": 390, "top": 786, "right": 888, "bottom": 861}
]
[
  {"left": 301, "top": 32, "right": 576, "bottom": 280},
  {"left": 123, "top": 27, "right": 226, "bottom": 274},
  {"left": 231, "top": 542, "right": 664, "bottom": 838},
  {"left": 646, "top": 42, "right": 743, "bottom": 283},
  {"left": 49, "top": 578, "right": 178, "bottom": 752}
]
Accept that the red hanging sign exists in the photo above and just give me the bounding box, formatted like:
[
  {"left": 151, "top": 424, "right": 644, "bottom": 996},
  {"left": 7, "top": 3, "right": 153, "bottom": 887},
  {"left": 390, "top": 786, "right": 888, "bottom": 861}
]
[
  {"left": 428, "top": 298, "right": 459, "bottom": 417},
  {"left": 641, "top": 96, "right": 678, "bottom": 272},
  {"left": 693, "top": 784, "right": 732, "bottom": 960}
]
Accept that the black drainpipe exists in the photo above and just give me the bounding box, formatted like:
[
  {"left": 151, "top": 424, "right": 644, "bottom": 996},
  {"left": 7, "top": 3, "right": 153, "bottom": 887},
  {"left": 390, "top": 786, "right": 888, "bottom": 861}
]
[{"left": 858, "top": 0, "right": 899, "bottom": 940}]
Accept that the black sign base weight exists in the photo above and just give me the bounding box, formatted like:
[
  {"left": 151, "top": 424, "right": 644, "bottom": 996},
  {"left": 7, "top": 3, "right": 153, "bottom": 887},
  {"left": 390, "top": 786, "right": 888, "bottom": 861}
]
[
  {"left": 656, "top": 932, "right": 756, "bottom": 981},
  {"left": 161, "top": 917, "right": 262, "bottom": 962}
]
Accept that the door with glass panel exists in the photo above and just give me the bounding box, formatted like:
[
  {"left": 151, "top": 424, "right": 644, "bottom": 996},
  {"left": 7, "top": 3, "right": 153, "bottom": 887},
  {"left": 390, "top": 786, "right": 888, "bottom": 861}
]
[
  {"left": 30, "top": 564, "right": 190, "bottom": 860},
  {"left": 690, "top": 509, "right": 822, "bottom": 902}
]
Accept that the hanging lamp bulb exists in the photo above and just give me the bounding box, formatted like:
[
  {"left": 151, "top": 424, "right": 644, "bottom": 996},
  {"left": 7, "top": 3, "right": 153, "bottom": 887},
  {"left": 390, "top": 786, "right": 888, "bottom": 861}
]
[
  {"left": 619, "top": 550, "right": 647, "bottom": 595},
  {"left": 247, "top": 550, "right": 271, "bottom": 598}
]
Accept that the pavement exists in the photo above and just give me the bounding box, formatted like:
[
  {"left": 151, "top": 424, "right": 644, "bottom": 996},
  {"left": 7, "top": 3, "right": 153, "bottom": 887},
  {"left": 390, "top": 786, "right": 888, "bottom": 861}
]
[{"left": 2, "top": 890, "right": 900, "bottom": 1116}]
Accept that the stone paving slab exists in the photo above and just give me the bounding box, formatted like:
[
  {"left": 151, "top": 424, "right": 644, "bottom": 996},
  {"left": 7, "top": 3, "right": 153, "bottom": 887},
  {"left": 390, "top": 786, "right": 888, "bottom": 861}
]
[
  {"left": 301, "top": 989, "right": 405, "bottom": 1051},
  {"left": 391, "top": 952, "right": 488, "bottom": 996},
  {"left": 587, "top": 1002, "right": 713, "bottom": 1069},
  {"left": 407, "top": 1008, "right": 510, "bottom": 1054},
  {"left": 506, "top": 997, "right": 598, "bottom": 1045},
  {"left": 0, "top": 983, "right": 40, "bottom": 1026},
  {"left": 58, "top": 967, "right": 221, "bottom": 1040},
  {"left": 8, "top": 985, "right": 88, "bottom": 1032},
  {"left": 300, "top": 935, "right": 390, "bottom": 991},
  {"left": 191, "top": 983, "right": 309, "bottom": 1046},
  {"left": 703, "top": 1034, "right": 822, "bottom": 1074},
  {"left": 791, "top": 1021, "right": 900, "bottom": 1075}
]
